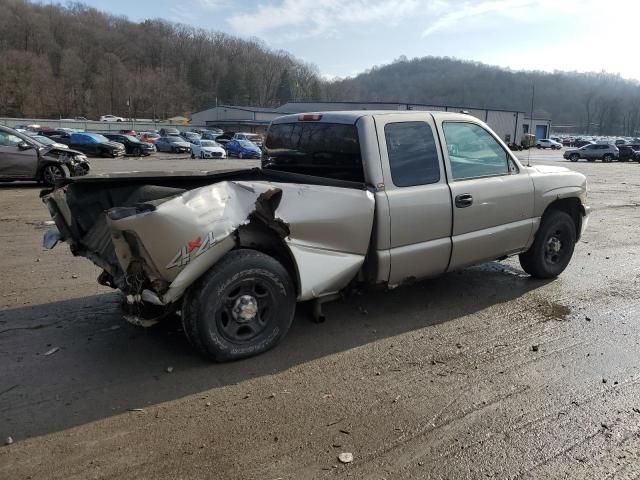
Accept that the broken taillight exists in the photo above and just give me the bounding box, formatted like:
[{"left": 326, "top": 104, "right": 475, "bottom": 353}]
[{"left": 298, "top": 114, "right": 323, "bottom": 121}]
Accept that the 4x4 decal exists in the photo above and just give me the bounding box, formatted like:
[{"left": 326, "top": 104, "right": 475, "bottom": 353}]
[{"left": 166, "top": 231, "right": 216, "bottom": 269}]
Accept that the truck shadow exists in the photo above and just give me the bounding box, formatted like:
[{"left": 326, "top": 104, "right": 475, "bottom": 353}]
[{"left": 0, "top": 262, "right": 548, "bottom": 441}]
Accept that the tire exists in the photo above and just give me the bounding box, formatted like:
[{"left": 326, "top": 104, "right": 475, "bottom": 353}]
[
  {"left": 41, "top": 164, "right": 66, "bottom": 187},
  {"left": 603, "top": 154, "right": 613, "bottom": 163},
  {"left": 536, "top": 145, "right": 541, "bottom": 149},
  {"left": 182, "top": 249, "right": 296, "bottom": 362},
  {"left": 519, "top": 210, "right": 577, "bottom": 279},
  {"left": 191, "top": 151, "right": 195, "bottom": 159},
  {"left": 200, "top": 151, "right": 205, "bottom": 159},
  {"left": 569, "top": 153, "right": 579, "bottom": 162},
  {"left": 133, "top": 147, "right": 142, "bottom": 157},
  {"left": 239, "top": 152, "right": 244, "bottom": 159}
]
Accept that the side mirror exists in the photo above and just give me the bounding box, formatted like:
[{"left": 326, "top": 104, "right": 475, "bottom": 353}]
[{"left": 18, "top": 142, "right": 33, "bottom": 151}]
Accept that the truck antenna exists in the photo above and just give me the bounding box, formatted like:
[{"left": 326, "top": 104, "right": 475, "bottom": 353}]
[{"left": 527, "top": 85, "right": 535, "bottom": 167}]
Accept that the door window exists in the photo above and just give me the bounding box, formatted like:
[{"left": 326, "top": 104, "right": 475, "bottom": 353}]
[
  {"left": 384, "top": 121, "right": 440, "bottom": 187},
  {"left": 0, "top": 131, "right": 23, "bottom": 147},
  {"left": 442, "top": 122, "right": 510, "bottom": 180}
]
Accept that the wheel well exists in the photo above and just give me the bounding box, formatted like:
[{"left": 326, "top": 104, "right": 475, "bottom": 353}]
[
  {"left": 543, "top": 197, "right": 583, "bottom": 239},
  {"left": 235, "top": 222, "right": 299, "bottom": 295}
]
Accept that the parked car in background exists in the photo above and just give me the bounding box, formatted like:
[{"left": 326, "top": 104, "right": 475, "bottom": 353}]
[
  {"left": 536, "top": 138, "right": 562, "bottom": 149},
  {"left": 100, "top": 115, "right": 125, "bottom": 122},
  {"left": 0, "top": 125, "right": 89, "bottom": 186},
  {"left": 562, "top": 138, "right": 572, "bottom": 146},
  {"left": 190, "top": 139, "right": 227, "bottom": 159},
  {"left": 574, "top": 140, "right": 594, "bottom": 148},
  {"left": 139, "top": 132, "right": 161, "bottom": 144},
  {"left": 155, "top": 136, "right": 191, "bottom": 153},
  {"left": 614, "top": 138, "right": 627, "bottom": 146},
  {"left": 119, "top": 129, "right": 137, "bottom": 136},
  {"left": 103, "top": 133, "right": 154, "bottom": 156},
  {"left": 233, "top": 132, "right": 263, "bottom": 148},
  {"left": 202, "top": 131, "right": 222, "bottom": 141},
  {"left": 69, "top": 132, "right": 125, "bottom": 157},
  {"left": 617, "top": 144, "right": 640, "bottom": 162},
  {"left": 180, "top": 131, "right": 201, "bottom": 143},
  {"left": 563, "top": 143, "right": 619, "bottom": 162},
  {"left": 225, "top": 139, "right": 262, "bottom": 159},
  {"left": 213, "top": 134, "right": 232, "bottom": 146},
  {"left": 28, "top": 134, "right": 69, "bottom": 150},
  {"left": 159, "top": 127, "right": 180, "bottom": 137}
]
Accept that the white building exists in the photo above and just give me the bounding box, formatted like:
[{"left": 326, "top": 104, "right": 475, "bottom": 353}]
[{"left": 190, "top": 101, "right": 551, "bottom": 142}]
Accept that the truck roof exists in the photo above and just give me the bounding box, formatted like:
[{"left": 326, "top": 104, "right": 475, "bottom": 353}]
[{"left": 272, "top": 110, "right": 476, "bottom": 125}]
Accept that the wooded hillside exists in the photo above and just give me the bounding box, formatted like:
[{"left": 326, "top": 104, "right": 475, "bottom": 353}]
[
  {"left": 326, "top": 56, "right": 640, "bottom": 135},
  {"left": 0, "top": 0, "right": 321, "bottom": 119}
]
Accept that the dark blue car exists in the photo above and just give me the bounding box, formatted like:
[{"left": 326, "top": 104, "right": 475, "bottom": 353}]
[{"left": 225, "top": 139, "right": 261, "bottom": 159}]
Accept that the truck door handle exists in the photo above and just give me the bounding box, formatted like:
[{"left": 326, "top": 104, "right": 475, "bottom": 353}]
[{"left": 455, "top": 193, "right": 473, "bottom": 208}]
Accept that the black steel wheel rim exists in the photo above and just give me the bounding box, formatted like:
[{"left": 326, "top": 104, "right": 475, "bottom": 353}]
[
  {"left": 544, "top": 226, "right": 569, "bottom": 265},
  {"left": 215, "top": 276, "right": 276, "bottom": 344}
]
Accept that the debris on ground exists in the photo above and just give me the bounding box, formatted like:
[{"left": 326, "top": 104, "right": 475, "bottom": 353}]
[
  {"left": 71, "top": 274, "right": 78, "bottom": 279},
  {"left": 5, "top": 436, "right": 13, "bottom": 445},
  {"left": 531, "top": 345, "right": 539, "bottom": 352},
  {"left": 338, "top": 452, "right": 353, "bottom": 464},
  {"left": 166, "top": 366, "right": 174, "bottom": 373},
  {"left": 205, "top": 402, "right": 211, "bottom": 407},
  {"left": 42, "top": 347, "right": 59, "bottom": 356},
  {"left": 602, "top": 378, "right": 607, "bottom": 384},
  {"left": 127, "top": 408, "right": 145, "bottom": 412}
]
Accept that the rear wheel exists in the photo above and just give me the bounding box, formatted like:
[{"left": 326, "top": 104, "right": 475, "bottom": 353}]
[
  {"left": 133, "top": 147, "right": 142, "bottom": 157},
  {"left": 519, "top": 210, "right": 576, "bottom": 279},
  {"left": 239, "top": 152, "right": 244, "bottom": 159},
  {"left": 182, "top": 249, "right": 296, "bottom": 361},
  {"left": 200, "top": 151, "right": 205, "bottom": 159},
  {"left": 603, "top": 154, "right": 613, "bottom": 163}
]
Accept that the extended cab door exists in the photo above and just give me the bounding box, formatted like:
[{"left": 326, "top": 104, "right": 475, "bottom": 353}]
[
  {"left": 435, "top": 119, "right": 535, "bottom": 270},
  {"left": 374, "top": 113, "right": 453, "bottom": 285}
]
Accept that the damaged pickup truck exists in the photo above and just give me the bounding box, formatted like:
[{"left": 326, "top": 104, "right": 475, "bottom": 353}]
[{"left": 42, "top": 111, "right": 589, "bottom": 361}]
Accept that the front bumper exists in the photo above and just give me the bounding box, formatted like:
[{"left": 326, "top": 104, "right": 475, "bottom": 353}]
[{"left": 580, "top": 205, "right": 591, "bottom": 238}]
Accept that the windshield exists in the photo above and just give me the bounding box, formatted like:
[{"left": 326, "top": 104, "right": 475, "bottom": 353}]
[
  {"left": 264, "top": 122, "right": 363, "bottom": 182},
  {"left": 123, "top": 135, "right": 139, "bottom": 142},
  {"left": 200, "top": 140, "right": 217, "bottom": 147},
  {"left": 91, "top": 134, "right": 109, "bottom": 142},
  {"left": 238, "top": 140, "right": 256, "bottom": 148},
  {"left": 167, "top": 136, "right": 183, "bottom": 142},
  {"left": 144, "top": 133, "right": 160, "bottom": 139}
]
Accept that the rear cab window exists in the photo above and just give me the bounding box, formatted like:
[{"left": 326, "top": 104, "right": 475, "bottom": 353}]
[
  {"left": 384, "top": 121, "right": 440, "bottom": 187},
  {"left": 264, "top": 122, "right": 364, "bottom": 182}
]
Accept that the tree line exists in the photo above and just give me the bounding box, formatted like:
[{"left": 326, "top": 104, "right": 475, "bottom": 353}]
[
  {"left": 325, "top": 56, "right": 640, "bottom": 136},
  {"left": 0, "top": 0, "right": 321, "bottom": 120}
]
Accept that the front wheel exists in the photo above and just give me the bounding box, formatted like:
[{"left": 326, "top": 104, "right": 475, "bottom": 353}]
[
  {"left": 569, "top": 154, "right": 579, "bottom": 162},
  {"left": 603, "top": 154, "right": 613, "bottom": 163},
  {"left": 238, "top": 152, "right": 244, "bottom": 159},
  {"left": 41, "top": 164, "right": 66, "bottom": 186},
  {"left": 519, "top": 210, "right": 576, "bottom": 279},
  {"left": 182, "top": 249, "right": 296, "bottom": 362}
]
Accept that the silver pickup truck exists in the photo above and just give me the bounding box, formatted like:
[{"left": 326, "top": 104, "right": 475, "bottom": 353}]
[{"left": 43, "top": 111, "right": 589, "bottom": 361}]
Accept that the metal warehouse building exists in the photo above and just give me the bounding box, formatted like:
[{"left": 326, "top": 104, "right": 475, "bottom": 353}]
[{"left": 190, "top": 101, "right": 551, "bottom": 143}]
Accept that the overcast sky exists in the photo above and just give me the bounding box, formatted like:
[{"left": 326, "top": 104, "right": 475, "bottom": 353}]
[{"left": 72, "top": 0, "right": 640, "bottom": 80}]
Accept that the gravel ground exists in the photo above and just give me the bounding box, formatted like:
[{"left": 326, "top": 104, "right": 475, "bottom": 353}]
[{"left": 0, "top": 149, "right": 639, "bottom": 479}]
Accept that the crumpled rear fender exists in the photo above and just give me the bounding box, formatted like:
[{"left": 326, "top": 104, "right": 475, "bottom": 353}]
[{"left": 104, "top": 180, "right": 375, "bottom": 303}]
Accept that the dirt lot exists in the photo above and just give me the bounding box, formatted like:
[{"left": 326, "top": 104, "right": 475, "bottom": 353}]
[{"left": 1, "top": 150, "right": 639, "bottom": 479}]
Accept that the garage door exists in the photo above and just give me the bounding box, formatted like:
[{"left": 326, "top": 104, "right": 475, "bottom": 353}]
[{"left": 535, "top": 125, "right": 547, "bottom": 139}]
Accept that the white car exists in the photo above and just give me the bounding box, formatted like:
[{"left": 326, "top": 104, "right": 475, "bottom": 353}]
[
  {"left": 536, "top": 138, "right": 562, "bottom": 150},
  {"left": 99, "top": 115, "right": 125, "bottom": 122},
  {"left": 190, "top": 139, "right": 227, "bottom": 159}
]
